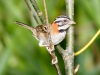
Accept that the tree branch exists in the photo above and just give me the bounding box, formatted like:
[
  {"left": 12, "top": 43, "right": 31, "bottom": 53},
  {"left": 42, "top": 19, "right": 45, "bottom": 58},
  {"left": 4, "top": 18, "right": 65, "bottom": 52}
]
[
  {"left": 30, "top": 0, "right": 46, "bottom": 24},
  {"left": 25, "top": 0, "right": 39, "bottom": 24},
  {"left": 42, "top": 0, "right": 49, "bottom": 25},
  {"left": 42, "top": 0, "right": 61, "bottom": 75},
  {"left": 56, "top": 45, "right": 64, "bottom": 55},
  {"left": 64, "top": 0, "right": 75, "bottom": 75},
  {"left": 30, "top": 0, "right": 62, "bottom": 75}
]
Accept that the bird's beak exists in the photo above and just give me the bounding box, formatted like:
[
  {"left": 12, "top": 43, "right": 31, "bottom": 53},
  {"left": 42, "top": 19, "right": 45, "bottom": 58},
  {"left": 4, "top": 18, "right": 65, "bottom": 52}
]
[{"left": 69, "top": 20, "right": 76, "bottom": 24}]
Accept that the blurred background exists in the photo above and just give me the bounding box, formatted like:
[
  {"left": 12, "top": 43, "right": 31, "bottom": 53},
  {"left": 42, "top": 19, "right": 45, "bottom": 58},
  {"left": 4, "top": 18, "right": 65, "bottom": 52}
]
[{"left": 0, "top": 0, "right": 100, "bottom": 75}]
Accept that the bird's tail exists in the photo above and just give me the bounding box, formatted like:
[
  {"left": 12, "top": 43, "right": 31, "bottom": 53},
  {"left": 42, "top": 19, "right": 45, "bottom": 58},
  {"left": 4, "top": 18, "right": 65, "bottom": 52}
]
[{"left": 14, "top": 21, "right": 34, "bottom": 31}]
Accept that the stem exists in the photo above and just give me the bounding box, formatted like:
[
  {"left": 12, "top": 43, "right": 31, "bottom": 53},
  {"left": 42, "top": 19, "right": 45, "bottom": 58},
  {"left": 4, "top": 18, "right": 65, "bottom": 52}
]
[
  {"left": 25, "top": 0, "right": 39, "bottom": 24},
  {"left": 74, "top": 64, "right": 80, "bottom": 75},
  {"left": 30, "top": 0, "right": 46, "bottom": 24},
  {"left": 42, "top": 0, "right": 61, "bottom": 75},
  {"left": 75, "top": 29, "right": 100, "bottom": 56},
  {"left": 42, "top": 0, "right": 49, "bottom": 25},
  {"left": 56, "top": 45, "right": 64, "bottom": 55},
  {"left": 42, "top": 0, "right": 53, "bottom": 50},
  {"left": 65, "top": 0, "right": 74, "bottom": 75},
  {"left": 29, "top": 0, "right": 62, "bottom": 75},
  {"left": 49, "top": 52, "right": 62, "bottom": 75},
  {"left": 54, "top": 64, "right": 62, "bottom": 75}
]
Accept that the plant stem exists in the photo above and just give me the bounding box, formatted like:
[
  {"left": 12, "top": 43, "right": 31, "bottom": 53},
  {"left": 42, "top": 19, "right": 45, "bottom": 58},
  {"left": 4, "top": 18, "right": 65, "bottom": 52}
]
[
  {"left": 75, "top": 29, "right": 100, "bottom": 56},
  {"left": 30, "top": 0, "right": 46, "bottom": 24},
  {"left": 42, "top": 0, "right": 61, "bottom": 75},
  {"left": 25, "top": 0, "right": 39, "bottom": 24},
  {"left": 56, "top": 45, "right": 64, "bottom": 55},
  {"left": 42, "top": 0, "right": 49, "bottom": 25},
  {"left": 54, "top": 63, "right": 62, "bottom": 75},
  {"left": 29, "top": 0, "right": 62, "bottom": 75},
  {"left": 64, "top": 0, "right": 74, "bottom": 75}
]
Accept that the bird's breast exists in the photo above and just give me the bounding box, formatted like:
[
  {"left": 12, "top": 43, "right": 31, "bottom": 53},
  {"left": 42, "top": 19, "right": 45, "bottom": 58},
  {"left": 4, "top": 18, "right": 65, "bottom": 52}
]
[{"left": 51, "top": 31, "right": 66, "bottom": 45}]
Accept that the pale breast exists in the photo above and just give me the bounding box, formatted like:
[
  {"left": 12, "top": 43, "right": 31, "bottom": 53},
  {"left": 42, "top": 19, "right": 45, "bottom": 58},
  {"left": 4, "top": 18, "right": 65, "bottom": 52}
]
[{"left": 51, "top": 31, "right": 66, "bottom": 45}]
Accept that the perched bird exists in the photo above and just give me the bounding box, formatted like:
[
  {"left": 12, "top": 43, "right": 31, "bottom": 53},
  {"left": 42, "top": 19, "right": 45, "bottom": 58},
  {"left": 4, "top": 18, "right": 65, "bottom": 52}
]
[{"left": 15, "top": 15, "right": 75, "bottom": 47}]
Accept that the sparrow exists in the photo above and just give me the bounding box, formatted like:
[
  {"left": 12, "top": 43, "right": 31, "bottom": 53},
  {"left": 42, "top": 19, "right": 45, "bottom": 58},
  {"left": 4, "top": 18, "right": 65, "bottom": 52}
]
[{"left": 15, "top": 15, "right": 75, "bottom": 47}]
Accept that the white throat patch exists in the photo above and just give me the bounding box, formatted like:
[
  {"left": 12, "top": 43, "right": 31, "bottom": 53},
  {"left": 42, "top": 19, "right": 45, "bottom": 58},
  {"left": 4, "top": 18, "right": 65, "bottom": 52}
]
[{"left": 58, "top": 24, "right": 70, "bottom": 30}]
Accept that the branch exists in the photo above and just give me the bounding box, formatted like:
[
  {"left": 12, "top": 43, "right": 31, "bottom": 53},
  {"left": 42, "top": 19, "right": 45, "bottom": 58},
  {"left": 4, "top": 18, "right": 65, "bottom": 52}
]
[
  {"left": 49, "top": 52, "right": 62, "bottom": 75},
  {"left": 42, "top": 0, "right": 53, "bottom": 50},
  {"left": 42, "top": 0, "right": 49, "bottom": 25},
  {"left": 30, "top": 0, "right": 46, "bottom": 24},
  {"left": 42, "top": 0, "right": 61, "bottom": 75},
  {"left": 30, "top": 0, "right": 62, "bottom": 75},
  {"left": 74, "top": 64, "right": 80, "bottom": 75},
  {"left": 54, "top": 64, "right": 62, "bottom": 75},
  {"left": 25, "top": 0, "right": 39, "bottom": 24},
  {"left": 75, "top": 29, "right": 100, "bottom": 56},
  {"left": 56, "top": 45, "right": 64, "bottom": 55},
  {"left": 64, "top": 0, "right": 75, "bottom": 75}
]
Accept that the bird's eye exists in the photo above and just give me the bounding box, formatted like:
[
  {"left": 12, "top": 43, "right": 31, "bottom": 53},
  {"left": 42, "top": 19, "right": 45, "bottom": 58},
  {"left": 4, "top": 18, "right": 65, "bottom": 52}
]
[{"left": 64, "top": 20, "right": 67, "bottom": 22}]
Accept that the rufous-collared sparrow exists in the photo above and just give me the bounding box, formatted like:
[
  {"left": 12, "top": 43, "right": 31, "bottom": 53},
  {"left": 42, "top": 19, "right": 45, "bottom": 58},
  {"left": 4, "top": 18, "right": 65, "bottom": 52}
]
[{"left": 15, "top": 15, "right": 75, "bottom": 47}]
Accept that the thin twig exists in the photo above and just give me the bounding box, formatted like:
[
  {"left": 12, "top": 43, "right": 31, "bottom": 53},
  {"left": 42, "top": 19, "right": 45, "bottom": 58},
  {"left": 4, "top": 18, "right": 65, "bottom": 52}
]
[
  {"left": 42, "top": 0, "right": 49, "bottom": 25},
  {"left": 42, "top": 0, "right": 53, "bottom": 50},
  {"left": 74, "top": 64, "right": 80, "bottom": 75},
  {"left": 54, "top": 64, "right": 62, "bottom": 75},
  {"left": 25, "top": 0, "right": 39, "bottom": 24},
  {"left": 30, "top": 0, "right": 46, "bottom": 24},
  {"left": 75, "top": 29, "right": 100, "bottom": 56},
  {"left": 42, "top": 0, "right": 61, "bottom": 75},
  {"left": 56, "top": 45, "right": 64, "bottom": 55},
  {"left": 30, "top": 0, "right": 62, "bottom": 75},
  {"left": 49, "top": 52, "right": 62, "bottom": 75}
]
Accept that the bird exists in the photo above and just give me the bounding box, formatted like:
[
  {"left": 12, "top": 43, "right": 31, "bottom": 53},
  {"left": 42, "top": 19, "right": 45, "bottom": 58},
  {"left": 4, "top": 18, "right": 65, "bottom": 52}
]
[{"left": 15, "top": 15, "right": 75, "bottom": 47}]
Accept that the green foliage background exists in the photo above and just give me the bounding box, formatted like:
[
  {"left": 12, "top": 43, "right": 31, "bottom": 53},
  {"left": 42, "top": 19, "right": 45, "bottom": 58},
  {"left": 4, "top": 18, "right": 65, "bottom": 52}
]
[{"left": 0, "top": 0, "right": 100, "bottom": 75}]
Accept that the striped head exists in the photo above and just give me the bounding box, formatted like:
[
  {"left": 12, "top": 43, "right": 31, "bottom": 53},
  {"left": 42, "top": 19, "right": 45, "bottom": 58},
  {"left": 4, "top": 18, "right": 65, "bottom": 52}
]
[{"left": 54, "top": 15, "right": 75, "bottom": 32}]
